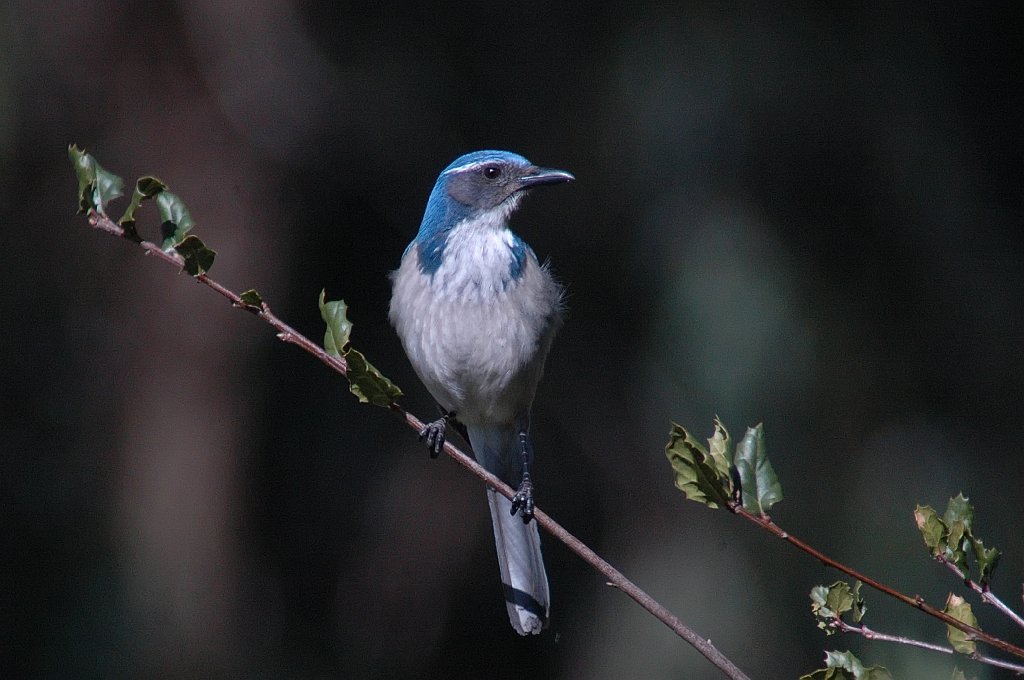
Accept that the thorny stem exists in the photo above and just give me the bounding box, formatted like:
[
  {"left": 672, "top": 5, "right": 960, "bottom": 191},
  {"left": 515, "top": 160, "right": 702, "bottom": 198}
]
[
  {"left": 732, "top": 506, "right": 1024, "bottom": 661},
  {"left": 84, "top": 211, "right": 752, "bottom": 680}
]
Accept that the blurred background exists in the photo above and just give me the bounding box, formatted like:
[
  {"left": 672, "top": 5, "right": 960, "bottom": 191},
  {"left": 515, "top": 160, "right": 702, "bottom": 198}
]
[{"left": 3, "top": 2, "right": 1022, "bottom": 678}]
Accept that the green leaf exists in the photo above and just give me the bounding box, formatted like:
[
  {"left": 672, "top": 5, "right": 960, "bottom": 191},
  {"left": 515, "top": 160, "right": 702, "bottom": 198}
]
[
  {"left": 318, "top": 290, "right": 403, "bottom": 408},
  {"left": 118, "top": 176, "right": 167, "bottom": 240},
  {"left": 319, "top": 290, "right": 353, "bottom": 358},
  {"left": 733, "top": 423, "right": 782, "bottom": 515},
  {"left": 970, "top": 536, "right": 1001, "bottom": 587},
  {"left": 943, "top": 493, "right": 973, "bottom": 530},
  {"left": 810, "top": 586, "right": 839, "bottom": 635},
  {"left": 914, "top": 504, "right": 946, "bottom": 554},
  {"left": 800, "top": 650, "right": 892, "bottom": 680},
  {"left": 665, "top": 422, "right": 732, "bottom": 509},
  {"left": 239, "top": 289, "right": 264, "bottom": 308},
  {"left": 156, "top": 190, "right": 197, "bottom": 250},
  {"left": 941, "top": 493, "right": 1002, "bottom": 584},
  {"left": 848, "top": 581, "right": 866, "bottom": 623},
  {"left": 707, "top": 417, "right": 732, "bottom": 479},
  {"left": 344, "top": 346, "right": 404, "bottom": 406},
  {"left": 810, "top": 581, "right": 865, "bottom": 633},
  {"left": 915, "top": 496, "right": 1002, "bottom": 587},
  {"left": 68, "top": 144, "right": 124, "bottom": 215},
  {"left": 944, "top": 502, "right": 970, "bottom": 575},
  {"left": 810, "top": 585, "right": 831, "bottom": 610},
  {"left": 173, "top": 235, "right": 216, "bottom": 276},
  {"left": 944, "top": 593, "right": 979, "bottom": 655}
]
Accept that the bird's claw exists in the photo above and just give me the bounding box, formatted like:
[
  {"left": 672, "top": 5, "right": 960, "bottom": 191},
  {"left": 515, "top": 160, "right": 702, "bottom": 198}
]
[
  {"left": 418, "top": 418, "right": 447, "bottom": 458},
  {"left": 510, "top": 476, "right": 535, "bottom": 523}
]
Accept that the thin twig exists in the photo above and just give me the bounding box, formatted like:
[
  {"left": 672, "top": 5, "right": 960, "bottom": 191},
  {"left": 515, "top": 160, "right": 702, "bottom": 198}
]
[
  {"left": 831, "top": 619, "right": 1024, "bottom": 674},
  {"left": 832, "top": 619, "right": 954, "bottom": 654},
  {"left": 935, "top": 556, "right": 1024, "bottom": 631},
  {"left": 972, "top": 651, "right": 1024, "bottom": 674},
  {"left": 732, "top": 508, "right": 1024, "bottom": 661},
  {"left": 84, "top": 210, "right": 752, "bottom": 680},
  {"left": 90, "top": 212, "right": 351, "bottom": 376}
]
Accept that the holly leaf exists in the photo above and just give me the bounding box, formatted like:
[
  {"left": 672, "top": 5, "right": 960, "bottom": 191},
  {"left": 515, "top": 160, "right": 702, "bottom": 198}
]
[
  {"left": 916, "top": 495, "right": 1001, "bottom": 587},
  {"left": 810, "top": 581, "right": 865, "bottom": 633},
  {"left": 734, "top": 423, "right": 782, "bottom": 515},
  {"left": 319, "top": 290, "right": 353, "bottom": 357},
  {"left": 810, "top": 586, "right": 840, "bottom": 635},
  {"left": 800, "top": 650, "right": 892, "bottom": 680},
  {"left": 945, "top": 594, "right": 979, "bottom": 655},
  {"left": 914, "top": 505, "right": 946, "bottom": 554},
  {"left": 173, "top": 235, "right": 216, "bottom": 276},
  {"left": 707, "top": 417, "right": 732, "bottom": 479},
  {"left": 118, "top": 176, "right": 167, "bottom": 240},
  {"left": 157, "top": 190, "right": 197, "bottom": 250},
  {"left": 665, "top": 422, "right": 732, "bottom": 509},
  {"left": 239, "top": 289, "right": 264, "bottom": 308},
  {"left": 68, "top": 144, "right": 124, "bottom": 215},
  {"left": 345, "top": 346, "right": 404, "bottom": 407},
  {"left": 318, "top": 290, "right": 402, "bottom": 408},
  {"left": 970, "top": 536, "right": 1001, "bottom": 588},
  {"left": 943, "top": 493, "right": 973, "bottom": 530},
  {"left": 942, "top": 494, "right": 972, "bottom": 570}
]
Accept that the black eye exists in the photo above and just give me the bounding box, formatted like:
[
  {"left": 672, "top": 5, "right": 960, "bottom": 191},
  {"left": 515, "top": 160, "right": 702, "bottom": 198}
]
[{"left": 482, "top": 165, "right": 502, "bottom": 180}]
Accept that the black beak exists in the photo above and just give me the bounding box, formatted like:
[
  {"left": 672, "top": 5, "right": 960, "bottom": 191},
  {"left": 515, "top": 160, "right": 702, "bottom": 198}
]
[{"left": 517, "top": 166, "right": 575, "bottom": 190}]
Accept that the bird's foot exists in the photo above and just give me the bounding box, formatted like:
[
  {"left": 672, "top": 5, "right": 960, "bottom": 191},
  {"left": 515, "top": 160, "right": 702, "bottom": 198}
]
[
  {"left": 418, "top": 416, "right": 448, "bottom": 458},
  {"left": 419, "top": 411, "right": 463, "bottom": 458},
  {"left": 510, "top": 474, "right": 535, "bottom": 523}
]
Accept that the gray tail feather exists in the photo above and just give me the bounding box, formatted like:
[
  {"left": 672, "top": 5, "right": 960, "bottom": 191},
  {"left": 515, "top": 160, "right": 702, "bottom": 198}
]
[
  {"left": 486, "top": 488, "right": 549, "bottom": 634},
  {"left": 469, "top": 424, "right": 549, "bottom": 635}
]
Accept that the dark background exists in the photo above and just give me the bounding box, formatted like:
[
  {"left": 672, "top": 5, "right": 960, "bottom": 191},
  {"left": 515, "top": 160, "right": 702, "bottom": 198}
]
[{"left": 3, "top": 3, "right": 1022, "bottom": 678}]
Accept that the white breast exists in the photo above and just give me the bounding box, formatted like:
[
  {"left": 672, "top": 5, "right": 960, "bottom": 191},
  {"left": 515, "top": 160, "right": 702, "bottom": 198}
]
[{"left": 389, "top": 222, "right": 562, "bottom": 426}]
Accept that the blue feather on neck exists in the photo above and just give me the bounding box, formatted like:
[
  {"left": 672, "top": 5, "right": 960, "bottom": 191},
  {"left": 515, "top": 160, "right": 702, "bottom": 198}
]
[
  {"left": 411, "top": 175, "right": 471, "bottom": 275},
  {"left": 508, "top": 235, "right": 528, "bottom": 280},
  {"left": 415, "top": 214, "right": 530, "bottom": 284},
  {"left": 412, "top": 185, "right": 528, "bottom": 282},
  {"left": 408, "top": 150, "right": 538, "bottom": 281}
]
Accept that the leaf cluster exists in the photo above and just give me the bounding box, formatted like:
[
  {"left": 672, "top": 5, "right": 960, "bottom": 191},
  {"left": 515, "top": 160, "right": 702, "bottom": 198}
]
[
  {"left": 69, "top": 145, "right": 403, "bottom": 410},
  {"left": 811, "top": 581, "right": 865, "bottom": 634},
  {"left": 69, "top": 144, "right": 215, "bottom": 275},
  {"left": 664, "top": 418, "right": 782, "bottom": 515},
  {"left": 664, "top": 415, "right": 1018, "bottom": 677},
  {"left": 914, "top": 494, "right": 1001, "bottom": 588},
  {"left": 319, "top": 291, "right": 403, "bottom": 407},
  {"left": 801, "top": 493, "right": 1016, "bottom": 675}
]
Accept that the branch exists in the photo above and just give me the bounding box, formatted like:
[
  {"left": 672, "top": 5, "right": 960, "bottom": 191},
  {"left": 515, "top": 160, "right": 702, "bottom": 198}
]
[
  {"left": 396, "top": 403, "right": 750, "bottom": 679},
  {"left": 82, "top": 210, "right": 752, "bottom": 680},
  {"left": 833, "top": 619, "right": 955, "bottom": 655},
  {"left": 829, "top": 618, "right": 1024, "bottom": 674},
  {"left": 732, "top": 507, "right": 1024, "bottom": 661},
  {"left": 935, "top": 555, "right": 1024, "bottom": 631},
  {"left": 88, "top": 212, "right": 350, "bottom": 377}
]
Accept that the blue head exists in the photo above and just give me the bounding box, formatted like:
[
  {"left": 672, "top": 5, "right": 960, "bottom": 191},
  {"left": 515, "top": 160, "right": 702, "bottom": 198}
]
[{"left": 412, "top": 150, "right": 574, "bottom": 275}]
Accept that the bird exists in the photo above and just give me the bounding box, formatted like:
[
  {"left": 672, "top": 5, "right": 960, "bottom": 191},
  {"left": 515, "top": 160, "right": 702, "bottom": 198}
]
[{"left": 389, "top": 150, "right": 573, "bottom": 634}]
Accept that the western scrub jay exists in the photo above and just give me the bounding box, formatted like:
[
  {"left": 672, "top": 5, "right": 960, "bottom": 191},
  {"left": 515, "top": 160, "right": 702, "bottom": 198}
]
[{"left": 390, "top": 150, "right": 573, "bottom": 634}]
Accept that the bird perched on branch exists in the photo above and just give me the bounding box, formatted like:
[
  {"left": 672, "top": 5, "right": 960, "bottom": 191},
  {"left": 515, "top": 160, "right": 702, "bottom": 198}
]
[{"left": 390, "top": 150, "right": 573, "bottom": 634}]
